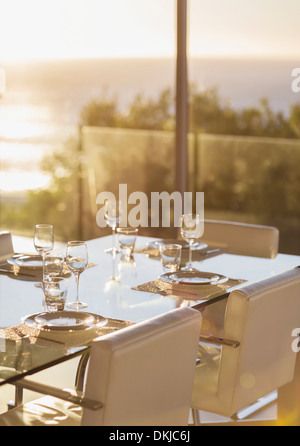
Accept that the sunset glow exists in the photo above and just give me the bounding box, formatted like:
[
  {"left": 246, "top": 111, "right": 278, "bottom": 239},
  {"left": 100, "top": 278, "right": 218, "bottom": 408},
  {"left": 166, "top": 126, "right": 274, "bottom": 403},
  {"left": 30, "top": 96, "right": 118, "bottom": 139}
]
[{"left": 0, "top": 0, "right": 299, "bottom": 60}]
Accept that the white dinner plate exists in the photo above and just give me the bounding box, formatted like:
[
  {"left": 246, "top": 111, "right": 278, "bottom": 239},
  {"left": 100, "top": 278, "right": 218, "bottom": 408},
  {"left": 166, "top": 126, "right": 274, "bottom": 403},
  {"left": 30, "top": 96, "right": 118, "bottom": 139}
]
[
  {"left": 24, "top": 311, "right": 108, "bottom": 332},
  {"left": 7, "top": 254, "right": 43, "bottom": 270},
  {"left": 160, "top": 271, "right": 228, "bottom": 286},
  {"left": 149, "top": 240, "right": 208, "bottom": 250}
]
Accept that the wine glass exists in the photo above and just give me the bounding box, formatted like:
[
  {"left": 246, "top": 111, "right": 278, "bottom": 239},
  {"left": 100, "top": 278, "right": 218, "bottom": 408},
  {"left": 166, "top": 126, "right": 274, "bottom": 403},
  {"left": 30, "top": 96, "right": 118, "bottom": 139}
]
[
  {"left": 105, "top": 200, "right": 123, "bottom": 254},
  {"left": 34, "top": 224, "right": 54, "bottom": 287},
  {"left": 180, "top": 214, "right": 203, "bottom": 271},
  {"left": 66, "top": 241, "right": 88, "bottom": 310}
]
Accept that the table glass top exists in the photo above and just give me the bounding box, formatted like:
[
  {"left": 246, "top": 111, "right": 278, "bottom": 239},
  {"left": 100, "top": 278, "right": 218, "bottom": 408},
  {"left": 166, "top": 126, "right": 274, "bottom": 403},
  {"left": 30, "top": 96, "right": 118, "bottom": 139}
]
[
  {"left": 0, "top": 235, "right": 299, "bottom": 386},
  {"left": 0, "top": 338, "right": 86, "bottom": 387}
]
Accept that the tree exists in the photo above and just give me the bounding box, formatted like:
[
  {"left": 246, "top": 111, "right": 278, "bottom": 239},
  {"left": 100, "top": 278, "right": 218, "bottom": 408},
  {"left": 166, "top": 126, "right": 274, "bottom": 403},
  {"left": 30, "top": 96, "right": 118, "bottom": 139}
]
[
  {"left": 236, "top": 98, "right": 296, "bottom": 138},
  {"left": 290, "top": 104, "right": 300, "bottom": 138},
  {"left": 189, "top": 86, "right": 238, "bottom": 134},
  {"left": 80, "top": 99, "right": 120, "bottom": 128},
  {"left": 123, "top": 89, "right": 174, "bottom": 131},
  {"left": 78, "top": 86, "right": 299, "bottom": 138}
]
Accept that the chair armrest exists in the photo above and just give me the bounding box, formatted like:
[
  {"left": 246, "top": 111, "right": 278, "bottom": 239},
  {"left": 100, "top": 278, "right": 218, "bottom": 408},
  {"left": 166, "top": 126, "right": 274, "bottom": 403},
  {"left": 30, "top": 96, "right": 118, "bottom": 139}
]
[
  {"left": 14, "top": 378, "right": 103, "bottom": 411},
  {"left": 200, "top": 335, "right": 240, "bottom": 349}
]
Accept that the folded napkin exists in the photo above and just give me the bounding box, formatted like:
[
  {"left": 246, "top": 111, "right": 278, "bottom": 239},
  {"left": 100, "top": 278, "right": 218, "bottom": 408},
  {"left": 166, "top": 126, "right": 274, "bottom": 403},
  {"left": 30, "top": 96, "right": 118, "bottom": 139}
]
[
  {"left": 0, "top": 232, "right": 14, "bottom": 264},
  {"left": 132, "top": 277, "right": 246, "bottom": 302},
  {"left": 134, "top": 247, "right": 160, "bottom": 256},
  {"left": 0, "top": 264, "right": 41, "bottom": 282}
]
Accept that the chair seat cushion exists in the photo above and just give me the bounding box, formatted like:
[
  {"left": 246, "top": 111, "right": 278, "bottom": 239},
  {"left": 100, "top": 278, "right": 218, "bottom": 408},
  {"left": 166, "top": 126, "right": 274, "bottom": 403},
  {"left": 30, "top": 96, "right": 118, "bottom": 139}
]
[{"left": 0, "top": 395, "right": 82, "bottom": 426}]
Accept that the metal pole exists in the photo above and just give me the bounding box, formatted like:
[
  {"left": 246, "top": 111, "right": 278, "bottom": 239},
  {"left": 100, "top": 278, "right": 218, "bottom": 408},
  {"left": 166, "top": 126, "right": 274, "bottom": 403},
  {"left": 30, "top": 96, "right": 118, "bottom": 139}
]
[
  {"left": 78, "top": 125, "right": 83, "bottom": 240},
  {"left": 176, "top": 0, "right": 188, "bottom": 195}
]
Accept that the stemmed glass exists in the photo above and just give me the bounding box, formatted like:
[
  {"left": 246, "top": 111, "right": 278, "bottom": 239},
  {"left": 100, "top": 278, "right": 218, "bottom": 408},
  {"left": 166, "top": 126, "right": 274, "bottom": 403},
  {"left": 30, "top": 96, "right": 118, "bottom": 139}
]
[
  {"left": 34, "top": 224, "right": 54, "bottom": 287},
  {"left": 66, "top": 241, "right": 88, "bottom": 310},
  {"left": 105, "top": 200, "right": 123, "bottom": 254},
  {"left": 104, "top": 251, "right": 120, "bottom": 294},
  {"left": 180, "top": 214, "right": 203, "bottom": 271}
]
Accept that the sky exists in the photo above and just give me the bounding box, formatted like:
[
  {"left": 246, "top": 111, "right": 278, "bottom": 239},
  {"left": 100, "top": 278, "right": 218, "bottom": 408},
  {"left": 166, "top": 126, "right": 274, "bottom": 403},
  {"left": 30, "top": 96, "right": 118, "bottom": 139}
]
[{"left": 0, "top": 0, "right": 300, "bottom": 60}]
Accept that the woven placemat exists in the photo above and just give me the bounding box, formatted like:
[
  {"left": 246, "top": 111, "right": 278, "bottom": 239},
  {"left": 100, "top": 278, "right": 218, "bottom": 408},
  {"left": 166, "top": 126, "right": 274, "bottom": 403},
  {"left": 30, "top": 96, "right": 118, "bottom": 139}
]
[
  {"left": 0, "top": 317, "right": 134, "bottom": 349},
  {"left": 135, "top": 246, "right": 225, "bottom": 262},
  {"left": 0, "top": 262, "right": 97, "bottom": 282},
  {"left": 132, "top": 277, "right": 246, "bottom": 301}
]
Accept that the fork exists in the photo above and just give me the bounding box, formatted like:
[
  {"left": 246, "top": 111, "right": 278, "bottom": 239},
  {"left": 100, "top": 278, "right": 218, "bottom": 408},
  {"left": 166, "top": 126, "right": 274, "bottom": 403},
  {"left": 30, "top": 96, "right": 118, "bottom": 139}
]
[{"left": 15, "top": 329, "right": 65, "bottom": 346}]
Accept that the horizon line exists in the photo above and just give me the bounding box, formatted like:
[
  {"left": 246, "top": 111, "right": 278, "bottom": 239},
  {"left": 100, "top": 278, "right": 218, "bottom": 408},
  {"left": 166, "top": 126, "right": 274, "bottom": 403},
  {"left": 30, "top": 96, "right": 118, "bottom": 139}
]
[{"left": 1, "top": 54, "right": 300, "bottom": 63}]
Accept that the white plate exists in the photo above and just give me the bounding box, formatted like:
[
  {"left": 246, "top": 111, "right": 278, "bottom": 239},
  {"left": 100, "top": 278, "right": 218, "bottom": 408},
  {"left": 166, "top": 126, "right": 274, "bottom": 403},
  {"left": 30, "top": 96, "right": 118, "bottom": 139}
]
[
  {"left": 24, "top": 311, "right": 108, "bottom": 332},
  {"left": 160, "top": 271, "right": 228, "bottom": 286},
  {"left": 149, "top": 240, "right": 208, "bottom": 250},
  {"left": 7, "top": 255, "right": 43, "bottom": 269}
]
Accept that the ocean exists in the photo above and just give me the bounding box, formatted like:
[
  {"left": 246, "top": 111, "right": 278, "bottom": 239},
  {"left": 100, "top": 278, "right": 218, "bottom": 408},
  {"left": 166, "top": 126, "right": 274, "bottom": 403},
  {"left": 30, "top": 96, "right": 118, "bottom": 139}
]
[{"left": 0, "top": 57, "right": 299, "bottom": 193}]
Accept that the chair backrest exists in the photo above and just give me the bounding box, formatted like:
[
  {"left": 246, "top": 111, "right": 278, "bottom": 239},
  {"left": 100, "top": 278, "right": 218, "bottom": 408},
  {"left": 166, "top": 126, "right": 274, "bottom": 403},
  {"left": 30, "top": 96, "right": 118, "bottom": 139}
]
[
  {"left": 81, "top": 307, "right": 202, "bottom": 426},
  {"left": 0, "top": 231, "right": 14, "bottom": 262},
  {"left": 201, "top": 219, "right": 279, "bottom": 258},
  {"left": 218, "top": 268, "right": 300, "bottom": 416}
]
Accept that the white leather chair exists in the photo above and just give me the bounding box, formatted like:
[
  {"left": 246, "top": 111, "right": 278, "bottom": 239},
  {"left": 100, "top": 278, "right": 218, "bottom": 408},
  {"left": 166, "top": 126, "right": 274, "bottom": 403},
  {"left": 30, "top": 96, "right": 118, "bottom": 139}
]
[
  {"left": 201, "top": 219, "right": 279, "bottom": 258},
  {"left": 0, "top": 307, "right": 202, "bottom": 426},
  {"left": 0, "top": 231, "right": 14, "bottom": 263},
  {"left": 199, "top": 219, "right": 280, "bottom": 339},
  {"left": 192, "top": 268, "right": 300, "bottom": 423}
]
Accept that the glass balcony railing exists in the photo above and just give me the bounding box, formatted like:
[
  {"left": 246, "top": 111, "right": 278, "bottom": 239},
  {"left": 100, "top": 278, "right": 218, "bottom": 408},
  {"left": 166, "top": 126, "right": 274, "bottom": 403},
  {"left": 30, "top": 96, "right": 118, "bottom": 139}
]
[
  {"left": 195, "top": 133, "right": 300, "bottom": 254},
  {"left": 1, "top": 126, "right": 300, "bottom": 254},
  {"left": 80, "top": 128, "right": 300, "bottom": 254},
  {"left": 79, "top": 126, "right": 194, "bottom": 240}
]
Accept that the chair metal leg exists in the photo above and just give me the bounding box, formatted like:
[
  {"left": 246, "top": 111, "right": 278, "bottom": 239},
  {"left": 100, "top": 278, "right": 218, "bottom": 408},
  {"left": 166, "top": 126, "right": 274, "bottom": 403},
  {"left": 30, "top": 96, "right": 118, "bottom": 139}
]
[
  {"left": 74, "top": 352, "right": 90, "bottom": 392},
  {"left": 6, "top": 351, "right": 90, "bottom": 410},
  {"left": 7, "top": 385, "right": 24, "bottom": 410},
  {"left": 191, "top": 391, "right": 277, "bottom": 425},
  {"left": 191, "top": 408, "right": 201, "bottom": 426},
  {"left": 234, "top": 391, "right": 278, "bottom": 421}
]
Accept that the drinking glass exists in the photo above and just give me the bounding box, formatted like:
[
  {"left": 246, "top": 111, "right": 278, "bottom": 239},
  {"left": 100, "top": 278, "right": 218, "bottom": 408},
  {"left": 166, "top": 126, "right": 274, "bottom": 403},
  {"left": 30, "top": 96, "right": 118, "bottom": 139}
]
[
  {"left": 44, "top": 251, "right": 64, "bottom": 280},
  {"left": 43, "top": 276, "right": 69, "bottom": 312},
  {"left": 159, "top": 244, "right": 182, "bottom": 273},
  {"left": 34, "top": 224, "right": 54, "bottom": 286},
  {"left": 180, "top": 214, "right": 203, "bottom": 271},
  {"left": 105, "top": 200, "right": 123, "bottom": 254},
  {"left": 117, "top": 227, "right": 138, "bottom": 260},
  {"left": 66, "top": 241, "right": 88, "bottom": 310}
]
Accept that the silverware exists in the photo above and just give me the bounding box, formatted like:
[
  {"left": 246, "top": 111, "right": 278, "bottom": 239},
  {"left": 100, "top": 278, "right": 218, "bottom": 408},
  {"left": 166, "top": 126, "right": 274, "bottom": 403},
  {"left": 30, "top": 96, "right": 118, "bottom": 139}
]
[
  {"left": 198, "top": 249, "right": 221, "bottom": 256},
  {"left": 14, "top": 327, "right": 65, "bottom": 346},
  {"left": 18, "top": 333, "right": 65, "bottom": 346},
  {"left": 152, "top": 283, "right": 167, "bottom": 295}
]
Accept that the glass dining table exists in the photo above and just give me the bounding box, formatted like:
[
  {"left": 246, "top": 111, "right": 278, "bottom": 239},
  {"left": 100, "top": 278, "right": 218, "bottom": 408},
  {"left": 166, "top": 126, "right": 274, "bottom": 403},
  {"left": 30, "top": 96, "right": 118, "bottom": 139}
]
[{"left": 0, "top": 234, "right": 300, "bottom": 391}]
